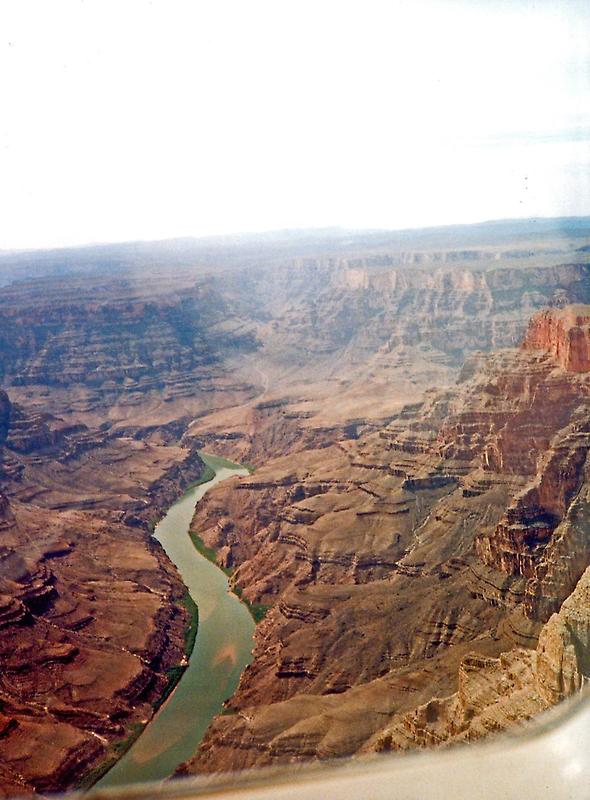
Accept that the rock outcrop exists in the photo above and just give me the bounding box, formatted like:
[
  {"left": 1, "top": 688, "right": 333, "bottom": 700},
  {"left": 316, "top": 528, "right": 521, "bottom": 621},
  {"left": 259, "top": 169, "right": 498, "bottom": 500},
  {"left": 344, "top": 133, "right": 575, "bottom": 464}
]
[
  {"left": 523, "top": 305, "right": 590, "bottom": 372},
  {"left": 371, "top": 562, "right": 590, "bottom": 752},
  {"left": 536, "top": 565, "right": 590, "bottom": 704}
]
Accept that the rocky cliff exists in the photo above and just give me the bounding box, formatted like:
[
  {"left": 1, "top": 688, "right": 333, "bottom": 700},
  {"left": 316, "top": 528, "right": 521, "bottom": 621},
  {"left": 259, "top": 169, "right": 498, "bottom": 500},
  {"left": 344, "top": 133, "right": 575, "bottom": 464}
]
[
  {"left": 180, "top": 305, "right": 590, "bottom": 775},
  {"left": 523, "top": 305, "right": 590, "bottom": 372},
  {"left": 370, "top": 559, "right": 590, "bottom": 752},
  {"left": 0, "top": 275, "right": 259, "bottom": 429}
]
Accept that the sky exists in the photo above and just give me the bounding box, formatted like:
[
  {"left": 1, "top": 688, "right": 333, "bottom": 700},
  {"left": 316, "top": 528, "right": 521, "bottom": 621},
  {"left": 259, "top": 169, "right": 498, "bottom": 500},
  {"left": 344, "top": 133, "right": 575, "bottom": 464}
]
[{"left": 0, "top": 0, "right": 589, "bottom": 250}]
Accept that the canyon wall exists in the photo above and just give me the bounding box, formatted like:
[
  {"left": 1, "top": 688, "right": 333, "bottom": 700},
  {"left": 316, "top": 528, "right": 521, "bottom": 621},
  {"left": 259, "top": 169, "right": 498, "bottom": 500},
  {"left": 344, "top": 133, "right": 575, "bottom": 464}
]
[
  {"left": 218, "top": 260, "right": 590, "bottom": 364},
  {"left": 0, "top": 224, "right": 589, "bottom": 793},
  {"left": 180, "top": 304, "right": 590, "bottom": 775},
  {"left": 0, "top": 394, "right": 208, "bottom": 795},
  {"left": 0, "top": 276, "right": 260, "bottom": 428}
]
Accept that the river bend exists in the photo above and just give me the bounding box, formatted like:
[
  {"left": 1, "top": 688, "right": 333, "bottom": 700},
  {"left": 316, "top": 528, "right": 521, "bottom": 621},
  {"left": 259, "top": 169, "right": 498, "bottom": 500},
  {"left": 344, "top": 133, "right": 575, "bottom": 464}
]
[{"left": 97, "top": 453, "right": 254, "bottom": 787}]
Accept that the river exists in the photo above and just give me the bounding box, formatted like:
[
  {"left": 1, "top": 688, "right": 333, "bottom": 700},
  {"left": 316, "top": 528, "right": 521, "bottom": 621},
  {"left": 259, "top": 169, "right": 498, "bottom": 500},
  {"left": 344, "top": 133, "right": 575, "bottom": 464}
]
[{"left": 96, "top": 453, "right": 254, "bottom": 787}]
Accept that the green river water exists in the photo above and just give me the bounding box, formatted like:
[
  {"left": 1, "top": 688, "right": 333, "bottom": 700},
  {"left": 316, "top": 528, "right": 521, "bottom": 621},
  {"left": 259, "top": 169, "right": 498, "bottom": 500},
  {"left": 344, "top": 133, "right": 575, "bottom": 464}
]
[{"left": 96, "top": 453, "right": 254, "bottom": 788}]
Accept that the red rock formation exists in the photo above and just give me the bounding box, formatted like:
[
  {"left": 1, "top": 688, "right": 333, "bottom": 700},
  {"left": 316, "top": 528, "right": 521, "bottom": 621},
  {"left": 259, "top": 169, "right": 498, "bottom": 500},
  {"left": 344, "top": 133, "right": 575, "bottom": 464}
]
[{"left": 523, "top": 305, "right": 590, "bottom": 372}]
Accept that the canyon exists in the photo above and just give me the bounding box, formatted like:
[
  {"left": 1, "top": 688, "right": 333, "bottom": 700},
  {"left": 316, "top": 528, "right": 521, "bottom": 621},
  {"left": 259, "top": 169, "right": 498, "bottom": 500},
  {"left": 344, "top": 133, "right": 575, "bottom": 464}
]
[
  {"left": 0, "top": 218, "right": 589, "bottom": 794},
  {"left": 0, "top": 389, "right": 205, "bottom": 795},
  {"left": 179, "top": 303, "right": 590, "bottom": 772}
]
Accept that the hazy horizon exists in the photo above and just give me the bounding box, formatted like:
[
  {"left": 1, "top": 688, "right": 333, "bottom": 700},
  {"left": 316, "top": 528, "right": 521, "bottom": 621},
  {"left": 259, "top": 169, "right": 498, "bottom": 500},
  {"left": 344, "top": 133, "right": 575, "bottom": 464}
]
[
  {"left": 1, "top": 213, "right": 590, "bottom": 257},
  {"left": 1, "top": 0, "right": 589, "bottom": 250}
]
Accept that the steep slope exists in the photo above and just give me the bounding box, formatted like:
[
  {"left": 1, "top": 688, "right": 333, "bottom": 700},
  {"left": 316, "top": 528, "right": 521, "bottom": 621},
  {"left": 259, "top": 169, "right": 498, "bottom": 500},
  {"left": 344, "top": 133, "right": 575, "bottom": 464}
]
[
  {"left": 369, "top": 558, "right": 590, "bottom": 753},
  {"left": 180, "top": 305, "right": 590, "bottom": 774},
  {"left": 0, "top": 275, "right": 259, "bottom": 428},
  {"left": 190, "top": 259, "right": 590, "bottom": 462},
  {"left": 0, "top": 392, "right": 207, "bottom": 795}
]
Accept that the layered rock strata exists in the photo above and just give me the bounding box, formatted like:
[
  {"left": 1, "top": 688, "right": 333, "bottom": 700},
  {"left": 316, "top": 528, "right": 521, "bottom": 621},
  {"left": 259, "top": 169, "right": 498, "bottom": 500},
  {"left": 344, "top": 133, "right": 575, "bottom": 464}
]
[
  {"left": 523, "top": 305, "right": 590, "bottom": 372},
  {"left": 370, "top": 561, "right": 590, "bottom": 751},
  {"left": 181, "top": 305, "right": 590, "bottom": 774},
  {"left": 0, "top": 224, "right": 589, "bottom": 793},
  {"left": 0, "top": 276, "right": 259, "bottom": 429},
  {"left": 0, "top": 395, "right": 206, "bottom": 796}
]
